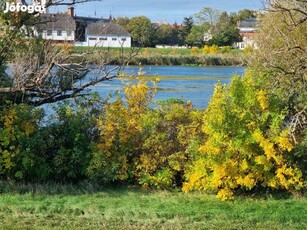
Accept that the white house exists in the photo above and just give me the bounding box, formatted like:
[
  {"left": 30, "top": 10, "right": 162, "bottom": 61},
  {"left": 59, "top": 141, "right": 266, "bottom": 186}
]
[
  {"left": 233, "top": 18, "right": 258, "bottom": 49},
  {"left": 33, "top": 7, "right": 130, "bottom": 48},
  {"left": 35, "top": 13, "right": 76, "bottom": 42},
  {"left": 75, "top": 22, "right": 131, "bottom": 48}
]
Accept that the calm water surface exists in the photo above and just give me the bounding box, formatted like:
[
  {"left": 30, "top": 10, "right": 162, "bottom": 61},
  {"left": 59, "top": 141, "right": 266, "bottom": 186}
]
[{"left": 90, "top": 66, "right": 245, "bottom": 109}]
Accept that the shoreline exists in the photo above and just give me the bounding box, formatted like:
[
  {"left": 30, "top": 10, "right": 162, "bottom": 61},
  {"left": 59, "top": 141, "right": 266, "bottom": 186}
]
[{"left": 73, "top": 47, "right": 249, "bottom": 66}]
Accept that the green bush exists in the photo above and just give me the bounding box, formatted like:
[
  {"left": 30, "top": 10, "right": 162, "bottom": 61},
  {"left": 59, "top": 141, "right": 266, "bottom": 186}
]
[
  {"left": 30, "top": 96, "right": 102, "bottom": 182},
  {"left": 0, "top": 104, "right": 43, "bottom": 180},
  {"left": 0, "top": 95, "right": 103, "bottom": 183}
]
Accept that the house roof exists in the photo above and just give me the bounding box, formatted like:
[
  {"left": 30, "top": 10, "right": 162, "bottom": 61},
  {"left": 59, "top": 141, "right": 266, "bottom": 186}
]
[
  {"left": 74, "top": 16, "right": 109, "bottom": 26},
  {"left": 36, "top": 13, "right": 76, "bottom": 31},
  {"left": 238, "top": 18, "right": 258, "bottom": 28},
  {"left": 87, "top": 22, "right": 130, "bottom": 37}
]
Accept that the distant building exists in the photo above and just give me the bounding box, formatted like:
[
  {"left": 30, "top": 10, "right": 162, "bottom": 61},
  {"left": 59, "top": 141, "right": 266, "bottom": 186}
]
[
  {"left": 74, "top": 7, "right": 109, "bottom": 42},
  {"left": 203, "top": 31, "right": 212, "bottom": 42},
  {"left": 233, "top": 18, "right": 258, "bottom": 49},
  {"left": 35, "top": 13, "right": 76, "bottom": 42},
  {"left": 35, "top": 7, "right": 131, "bottom": 47},
  {"left": 75, "top": 22, "right": 131, "bottom": 47}
]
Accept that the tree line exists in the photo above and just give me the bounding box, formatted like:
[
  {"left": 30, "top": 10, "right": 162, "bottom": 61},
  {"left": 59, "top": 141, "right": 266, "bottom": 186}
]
[{"left": 113, "top": 8, "right": 257, "bottom": 47}]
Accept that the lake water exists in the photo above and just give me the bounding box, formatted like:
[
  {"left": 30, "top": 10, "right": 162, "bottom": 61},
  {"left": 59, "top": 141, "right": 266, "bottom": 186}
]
[{"left": 90, "top": 66, "right": 245, "bottom": 109}]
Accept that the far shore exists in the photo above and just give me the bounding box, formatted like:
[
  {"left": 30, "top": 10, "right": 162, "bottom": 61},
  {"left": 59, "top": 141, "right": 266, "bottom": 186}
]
[{"left": 72, "top": 46, "right": 249, "bottom": 66}]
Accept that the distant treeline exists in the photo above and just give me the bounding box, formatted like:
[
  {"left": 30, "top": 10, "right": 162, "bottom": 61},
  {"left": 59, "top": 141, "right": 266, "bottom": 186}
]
[{"left": 113, "top": 9, "right": 257, "bottom": 48}]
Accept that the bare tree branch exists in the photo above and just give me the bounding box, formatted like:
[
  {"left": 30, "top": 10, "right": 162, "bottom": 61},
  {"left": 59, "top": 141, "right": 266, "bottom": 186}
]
[
  {"left": 0, "top": 40, "right": 139, "bottom": 106},
  {"left": 262, "top": 0, "right": 307, "bottom": 26}
]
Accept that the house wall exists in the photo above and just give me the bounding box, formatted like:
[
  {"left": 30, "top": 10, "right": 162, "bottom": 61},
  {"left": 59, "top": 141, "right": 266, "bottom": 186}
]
[
  {"left": 239, "top": 27, "right": 256, "bottom": 33},
  {"left": 75, "top": 35, "right": 131, "bottom": 47},
  {"left": 233, "top": 26, "right": 257, "bottom": 49},
  {"left": 233, "top": 36, "right": 257, "bottom": 49},
  {"left": 41, "top": 30, "right": 75, "bottom": 41}
]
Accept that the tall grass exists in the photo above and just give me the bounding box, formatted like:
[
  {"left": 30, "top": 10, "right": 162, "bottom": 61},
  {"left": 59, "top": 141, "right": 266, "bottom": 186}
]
[
  {"left": 73, "top": 47, "right": 248, "bottom": 66},
  {"left": 129, "top": 53, "right": 246, "bottom": 66},
  {"left": 0, "top": 182, "right": 306, "bottom": 229}
]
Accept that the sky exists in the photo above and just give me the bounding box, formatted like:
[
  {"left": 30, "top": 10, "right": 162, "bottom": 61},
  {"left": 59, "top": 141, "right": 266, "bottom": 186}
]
[{"left": 51, "top": 0, "right": 263, "bottom": 23}]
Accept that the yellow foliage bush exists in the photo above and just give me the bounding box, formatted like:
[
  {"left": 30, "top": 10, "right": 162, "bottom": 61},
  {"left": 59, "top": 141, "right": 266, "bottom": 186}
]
[
  {"left": 90, "top": 81, "right": 204, "bottom": 187},
  {"left": 191, "top": 47, "right": 199, "bottom": 55},
  {"left": 136, "top": 103, "right": 204, "bottom": 188},
  {"left": 202, "top": 45, "right": 210, "bottom": 54},
  {"left": 89, "top": 81, "right": 151, "bottom": 182},
  {"left": 244, "top": 45, "right": 253, "bottom": 54},
  {"left": 183, "top": 72, "right": 303, "bottom": 200},
  {"left": 203, "top": 45, "right": 220, "bottom": 54},
  {"left": 209, "top": 45, "right": 219, "bottom": 54}
]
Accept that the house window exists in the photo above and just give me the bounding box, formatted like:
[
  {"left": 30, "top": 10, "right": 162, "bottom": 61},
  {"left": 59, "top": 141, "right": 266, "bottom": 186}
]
[
  {"left": 112, "top": 38, "right": 117, "bottom": 41},
  {"left": 67, "top": 31, "right": 72, "bottom": 36},
  {"left": 121, "top": 38, "right": 126, "bottom": 41},
  {"left": 47, "top": 30, "right": 52, "bottom": 36},
  {"left": 89, "top": 37, "right": 97, "bottom": 40},
  {"left": 57, "top": 30, "right": 62, "bottom": 36},
  {"left": 99, "top": 37, "right": 107, "bottom": 41}
]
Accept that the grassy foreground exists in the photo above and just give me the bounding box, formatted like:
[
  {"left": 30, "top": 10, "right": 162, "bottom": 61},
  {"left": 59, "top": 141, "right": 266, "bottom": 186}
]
[{"left": 0, "top": 183, "right": 306, "bottom": 229}]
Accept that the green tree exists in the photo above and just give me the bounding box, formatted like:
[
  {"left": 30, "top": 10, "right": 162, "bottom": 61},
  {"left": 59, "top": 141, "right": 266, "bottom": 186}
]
[
  {"left": 114, "top": 17, "right": 130, "bottom": 30},
  {"left": 154, "top": 24, "right": 179, "bottom": 45},
  {"left": 208, "top": 12, "right": 240, "bottom": 46},
  {"left": 229, "top": 9, "right": 257, "bottom": 24},
  {"left": 126, "top": 16, "right": 153, "bottom": 47},
  {"left": 208, "top": 25, "right": 239, "bottom": 46},
  {"left": 185, "top": 24, "right": 210, "bottom": 47},
  {"left": 193, "top": 8, "right": 240, "bottom": 46},
  {"left": 179, "top": 16, "right": 194, "bottom": 45}
]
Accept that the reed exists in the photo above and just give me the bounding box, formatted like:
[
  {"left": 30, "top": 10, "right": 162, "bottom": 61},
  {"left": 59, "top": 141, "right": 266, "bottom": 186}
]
[{"left": 73, "top": 47, "right": 248, "bottom": 66}]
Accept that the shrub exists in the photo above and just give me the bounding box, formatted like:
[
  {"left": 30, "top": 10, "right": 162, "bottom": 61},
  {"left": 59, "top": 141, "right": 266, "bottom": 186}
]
[
  {"left": 244, "top": 45, "right": 253, "bottom": 54},
  {"left": 202, "top": 45, "right": 210, "bottom": 54},
  {"left": 89, "top": 81, "right": 153, "bottom": 183},
  {"left": 183, "top": 71, "right": 303, "bottom": 200},
  {"left": 20, "top": 95, "right": 103, "bottom": 182},
  {"left": 209, "top": 45, "right": 219, "bottom": 54},
  {"left": 191, "top": 47, "right": 199, "bottom": 55},
  {"left": 221, "top": 46, "right": 232, "bottom": 53},
  {"left": 136, "top": 102, "right": 204, "bottom": 188},
  {"left": 0, "top": 104, "right": 43, "bottom": 180}
]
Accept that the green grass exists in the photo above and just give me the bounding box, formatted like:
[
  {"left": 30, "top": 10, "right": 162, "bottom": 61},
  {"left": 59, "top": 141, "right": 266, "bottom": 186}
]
[{"left": 0, "top": 183, "right": 306, "bottom": 229}]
